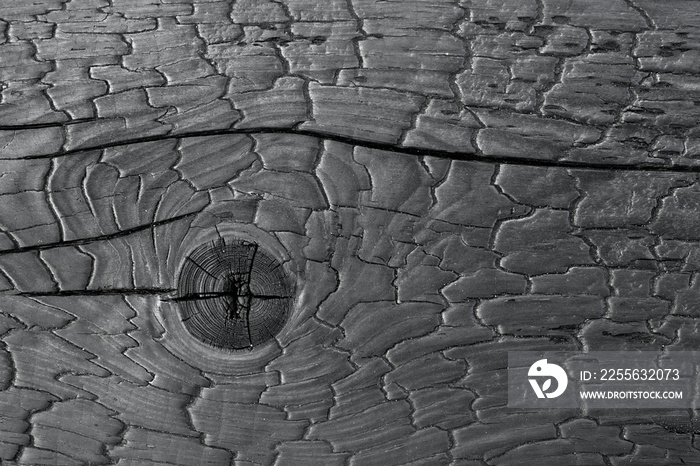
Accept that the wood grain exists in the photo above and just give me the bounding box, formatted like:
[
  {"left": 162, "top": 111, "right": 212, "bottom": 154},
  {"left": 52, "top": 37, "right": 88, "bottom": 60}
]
[{"left": 0, "top": 0, "right": 699, "bottom": 464}]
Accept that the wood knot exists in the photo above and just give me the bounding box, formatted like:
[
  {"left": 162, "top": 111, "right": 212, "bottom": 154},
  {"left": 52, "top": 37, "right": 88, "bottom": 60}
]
[{"left": 175, "top": 237, "right": 293, "bottom": 350}]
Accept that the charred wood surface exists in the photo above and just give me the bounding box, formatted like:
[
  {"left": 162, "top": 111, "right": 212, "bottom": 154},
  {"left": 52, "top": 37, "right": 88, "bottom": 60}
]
[{"left": 0, "top": 0, "right": 699, "bottom": 465}]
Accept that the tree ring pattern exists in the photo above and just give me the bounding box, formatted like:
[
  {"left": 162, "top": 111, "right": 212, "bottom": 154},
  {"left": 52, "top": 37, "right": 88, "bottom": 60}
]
[{"left": 176, "top": 238, "right": 293, "bottom": 350}]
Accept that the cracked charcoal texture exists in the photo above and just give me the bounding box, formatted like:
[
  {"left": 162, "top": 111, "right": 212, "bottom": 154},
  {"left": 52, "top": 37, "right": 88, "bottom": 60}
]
[
  {"left": 0, "top": 0, "right": 699, "bottom": 167},
  {"left": 0, "top": 0, "right": 699, "bottom": 465}
]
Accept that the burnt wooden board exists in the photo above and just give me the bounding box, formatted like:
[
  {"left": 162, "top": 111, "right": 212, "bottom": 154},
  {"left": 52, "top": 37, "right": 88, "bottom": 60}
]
[{"left": 0, "top": 0, "right": 699, "bottom": 464}]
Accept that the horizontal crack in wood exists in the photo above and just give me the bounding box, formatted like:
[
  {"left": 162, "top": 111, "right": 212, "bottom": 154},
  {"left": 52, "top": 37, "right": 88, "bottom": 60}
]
[{"left": 7, "top": 127, "right": 700, "bottom": 173}]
